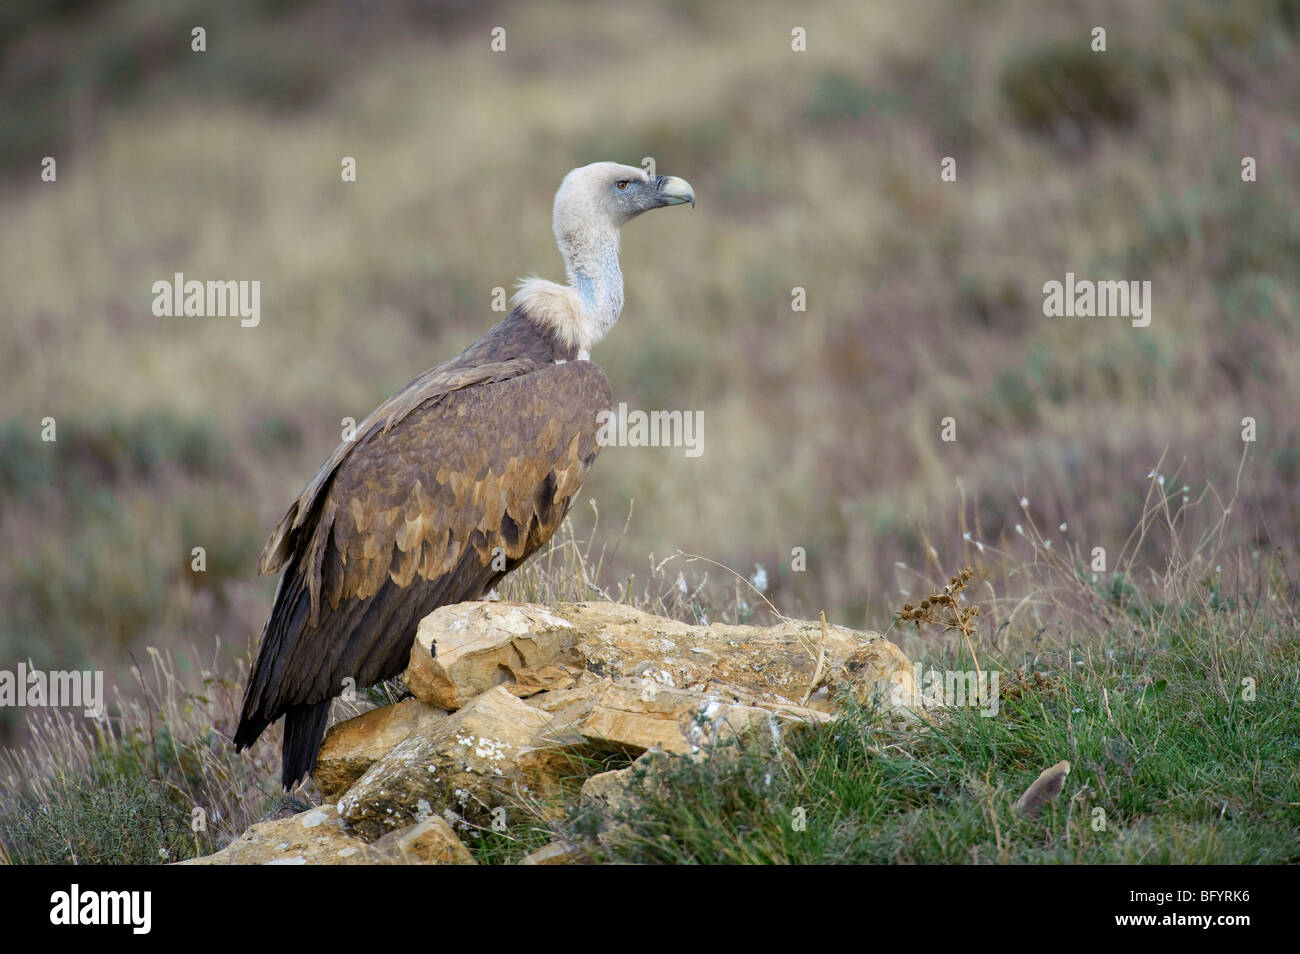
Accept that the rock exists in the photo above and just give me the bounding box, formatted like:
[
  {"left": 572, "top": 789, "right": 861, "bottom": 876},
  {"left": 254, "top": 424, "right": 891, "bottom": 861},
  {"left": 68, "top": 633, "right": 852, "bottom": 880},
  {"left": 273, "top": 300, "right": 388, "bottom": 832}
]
[
  {"left": 286, "top": 601, "right": 917, "bottom": 860},
  {"left": 571, "top": 679, "right": 779, "bottom": 756},
  {"left": 514, "top": 679, "right": 803, "bottom": 839},
  {"left": 196, "top": 603, "right": 918, "bottom": 865},
  {"left": 575, "top": 752, "right": 674, "bottom": 850},
  {"left": 512, "top": 742, "right": 596, "bottom": 810},
  {"left": 844, "top": 643, "right": 926, "bottom": 717},
  {"left": 1014, "top": 760, "right": 1071, "bottom": 817},
  {"left": 368, "top": 816, "right": 477, "bottom": 864},
  {"left": 579, "top": 766, "right": 635, "bottom": 810},
  {"left": 337, "top": 685, "right": 552, "bottom": 841},
  {"left": 525, "top": 677, "right": 611, "bottom": 721},
  {"left": 177, "top": 807, "right": 366, "bottom": 865},
  {"left": 520, "top": 841, "right": 587, "bottom": 865},
  {"left": 315, "top": 698, "right": 449, "bottom": 800},
  {"left": 407, "top": 600, "right": 917, "bottom": 718},
  {"left": 512, "top": 680, "right": 781, "bottom": 808},
  {"left": 406, "top": 603, "right": 584, "bottom": 709},
  {"left": 180, "top": 808, "right": 478, "bottom": 865}
]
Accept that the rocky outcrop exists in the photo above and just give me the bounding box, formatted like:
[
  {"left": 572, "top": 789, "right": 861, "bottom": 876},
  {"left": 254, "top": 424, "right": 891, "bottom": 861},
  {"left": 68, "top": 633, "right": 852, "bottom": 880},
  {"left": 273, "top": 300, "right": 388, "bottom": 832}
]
[
  {"left": 337, "top": 685, "right": 552, "bottom": 840},
  {"left": 405, "top": 601, "right": 914, "bottom": 715},
  {"left": 189, "top": 601, "right": 916, "bottom": 864},
  {"left": 179, "top": 808, "right": 475, "bottom": 865},
  {"left": 405, "top": 603, "right": 587, "bottom": 709},
  {"left": 314, "top": 698, "right": 449, "bottom": 799}
]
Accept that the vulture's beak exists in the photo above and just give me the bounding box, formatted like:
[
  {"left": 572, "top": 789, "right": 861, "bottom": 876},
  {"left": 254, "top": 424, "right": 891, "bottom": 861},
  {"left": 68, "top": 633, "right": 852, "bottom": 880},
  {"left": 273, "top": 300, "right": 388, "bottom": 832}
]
[{"left": 651, "top": 175, "right": 695, "bottom": 208}]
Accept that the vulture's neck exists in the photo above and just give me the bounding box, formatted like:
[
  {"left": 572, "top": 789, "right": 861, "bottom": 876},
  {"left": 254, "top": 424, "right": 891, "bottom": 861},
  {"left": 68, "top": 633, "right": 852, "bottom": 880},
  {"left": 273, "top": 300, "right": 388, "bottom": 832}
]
[
  {"left": 562, "top": 226, "right": 623, "bottom": 351},
  {"left": 513, "top": 224, "right": 623, "bottom": 360}
]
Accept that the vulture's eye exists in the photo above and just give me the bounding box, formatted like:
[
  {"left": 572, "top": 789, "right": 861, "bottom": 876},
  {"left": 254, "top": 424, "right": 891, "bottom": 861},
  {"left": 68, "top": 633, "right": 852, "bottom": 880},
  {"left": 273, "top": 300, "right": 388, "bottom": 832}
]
[{"left": 616, "top": 180, "right": 629, "bottom": 190}]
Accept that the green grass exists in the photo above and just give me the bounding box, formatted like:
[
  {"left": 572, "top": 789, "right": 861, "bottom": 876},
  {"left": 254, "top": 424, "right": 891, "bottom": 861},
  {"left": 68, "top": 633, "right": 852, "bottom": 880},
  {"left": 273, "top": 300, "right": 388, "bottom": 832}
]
[
  {"left": 514, "top": 602, "right": 1299, "bottom": 864},
  {"left": 0, "top": 725, "right": 218, "bottom": 865}
]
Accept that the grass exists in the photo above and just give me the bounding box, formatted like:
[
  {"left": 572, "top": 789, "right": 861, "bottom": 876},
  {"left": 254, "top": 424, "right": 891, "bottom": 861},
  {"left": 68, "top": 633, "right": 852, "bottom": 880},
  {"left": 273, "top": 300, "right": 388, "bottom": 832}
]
[
  {"left": 0, "top": 644, "right": 266, "bottom": 863},
  {"left": 3, "top": 771, "right": 200, "bottom": 866},
  {"left": 573, "top": 634, "right": 1299, "bottom": 864},
  {"left": 0, "top": 726, "right": 219, "bottom": 866},
  {"left": 475, "top": 542, "right": 1299, "bottom": 864},
  {"left": 459, "top": 466, "right": 1300, "bottom": 864}
]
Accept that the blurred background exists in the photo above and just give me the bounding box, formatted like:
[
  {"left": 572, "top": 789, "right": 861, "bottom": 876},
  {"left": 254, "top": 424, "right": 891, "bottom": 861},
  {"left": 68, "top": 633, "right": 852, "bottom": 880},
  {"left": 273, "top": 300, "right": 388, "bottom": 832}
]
[{"left": 1, "top": 0, "right": 1298, "bottom": 755}]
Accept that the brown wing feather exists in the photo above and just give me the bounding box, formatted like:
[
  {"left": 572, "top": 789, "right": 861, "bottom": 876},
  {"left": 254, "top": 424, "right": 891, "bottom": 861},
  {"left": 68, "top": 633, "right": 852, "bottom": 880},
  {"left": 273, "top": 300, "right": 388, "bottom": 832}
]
[
  {"left": 259, "top": 357, "right": 539, "bottom": 577},
  {"left": 318, "top": 360, "right": 607, "bottom": 612},
  {"left": 236, "top": 360, "right": 611, "bottom": 777}
]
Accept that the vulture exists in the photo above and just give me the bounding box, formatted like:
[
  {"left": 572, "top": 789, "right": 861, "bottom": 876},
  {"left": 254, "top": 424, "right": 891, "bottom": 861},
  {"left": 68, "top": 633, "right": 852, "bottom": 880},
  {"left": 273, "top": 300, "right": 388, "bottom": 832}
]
[{"left": 235, "top": 161, "right": 695, "bottom": 788}]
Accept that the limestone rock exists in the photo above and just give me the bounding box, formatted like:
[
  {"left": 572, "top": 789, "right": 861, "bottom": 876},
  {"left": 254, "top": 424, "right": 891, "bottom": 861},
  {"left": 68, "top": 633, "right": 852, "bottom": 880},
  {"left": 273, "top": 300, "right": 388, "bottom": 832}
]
[
  {"left": 844, "top": 643, "right": 927, "bottom": 718},
  {"left": 315, "top": 698, "right": 449, "bottom": 800},
  {"left": 367, "top": 816, "right": 477, "bottom": 864},
  {"left": 407, "top": 603, "right": 584, "bottom": 709},
  {"left": 406, "top": 600, "right": 916, "bottom": 717},
  {"left": 197, "top": 603, "right": 917, "bottom": 865},
  {"left": 572, "top": 679, "right": 779, "bottom": 755},
  {"left": 337, "top": 685, "right": 552, "bottom": 841},
  {"left": 525, "top": 678, "right": 611, "bottom": 721},
  {"left": 575, "top": 753, "right": 673, "bottom": 850},
  {"left": 508, "top": 680, "right": 810, "bottom": 820},
  {"left": 580, "top": 766, "right": 636, "bottom": 811},
  {"left": 178, "top": 807, "right": 366, "bottom": 865},
  {"left": 181, "top": 808, "right": 477, "bottom": 865},
  {"left": 520, "top": 841, "right": 587, "bottom": 865},
  {"left": 512, "top": 741, "right": 596, "bottom": 810}
]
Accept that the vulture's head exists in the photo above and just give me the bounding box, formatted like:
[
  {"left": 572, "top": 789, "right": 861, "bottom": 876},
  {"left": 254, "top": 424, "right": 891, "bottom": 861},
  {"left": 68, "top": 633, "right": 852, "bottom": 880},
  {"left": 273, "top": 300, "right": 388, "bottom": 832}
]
[
  {"left": 516, "top": 160, "right": 694, "bottom": 353},
  {"left": 553, "top": 161, "right": 694, "bottom": 239}
]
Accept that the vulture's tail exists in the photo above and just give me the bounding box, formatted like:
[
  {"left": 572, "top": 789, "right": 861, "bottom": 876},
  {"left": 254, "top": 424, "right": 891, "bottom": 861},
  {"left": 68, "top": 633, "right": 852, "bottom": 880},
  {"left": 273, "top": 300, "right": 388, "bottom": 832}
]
[{"left": 280, "top": 700, "right": 332, "bottom": 790}]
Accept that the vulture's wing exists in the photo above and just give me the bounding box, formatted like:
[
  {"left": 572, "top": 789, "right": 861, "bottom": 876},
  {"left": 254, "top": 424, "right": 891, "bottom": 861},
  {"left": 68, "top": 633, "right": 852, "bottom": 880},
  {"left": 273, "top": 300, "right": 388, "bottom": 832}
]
[
  {"left": 259, "top": 357, "right": 538, "bottom": 577},
  {"left": 236, "top": 360, "right": 611, "bottom": 785}
]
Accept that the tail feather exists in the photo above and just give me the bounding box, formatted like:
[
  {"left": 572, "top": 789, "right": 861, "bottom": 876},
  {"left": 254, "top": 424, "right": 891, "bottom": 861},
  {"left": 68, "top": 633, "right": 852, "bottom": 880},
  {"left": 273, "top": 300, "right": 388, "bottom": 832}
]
[
  {"left": 281, "top": 700, "right": 333, "bottom": 789},
  {"left": 235, "top": 520, "right": 524, "bottom": 790}
]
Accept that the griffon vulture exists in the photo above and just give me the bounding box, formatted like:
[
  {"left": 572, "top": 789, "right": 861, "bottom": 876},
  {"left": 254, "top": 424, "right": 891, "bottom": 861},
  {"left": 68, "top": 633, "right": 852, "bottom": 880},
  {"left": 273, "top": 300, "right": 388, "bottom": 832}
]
[{"left": 235, "top": 162, "right": 695, "bottom": 788}]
